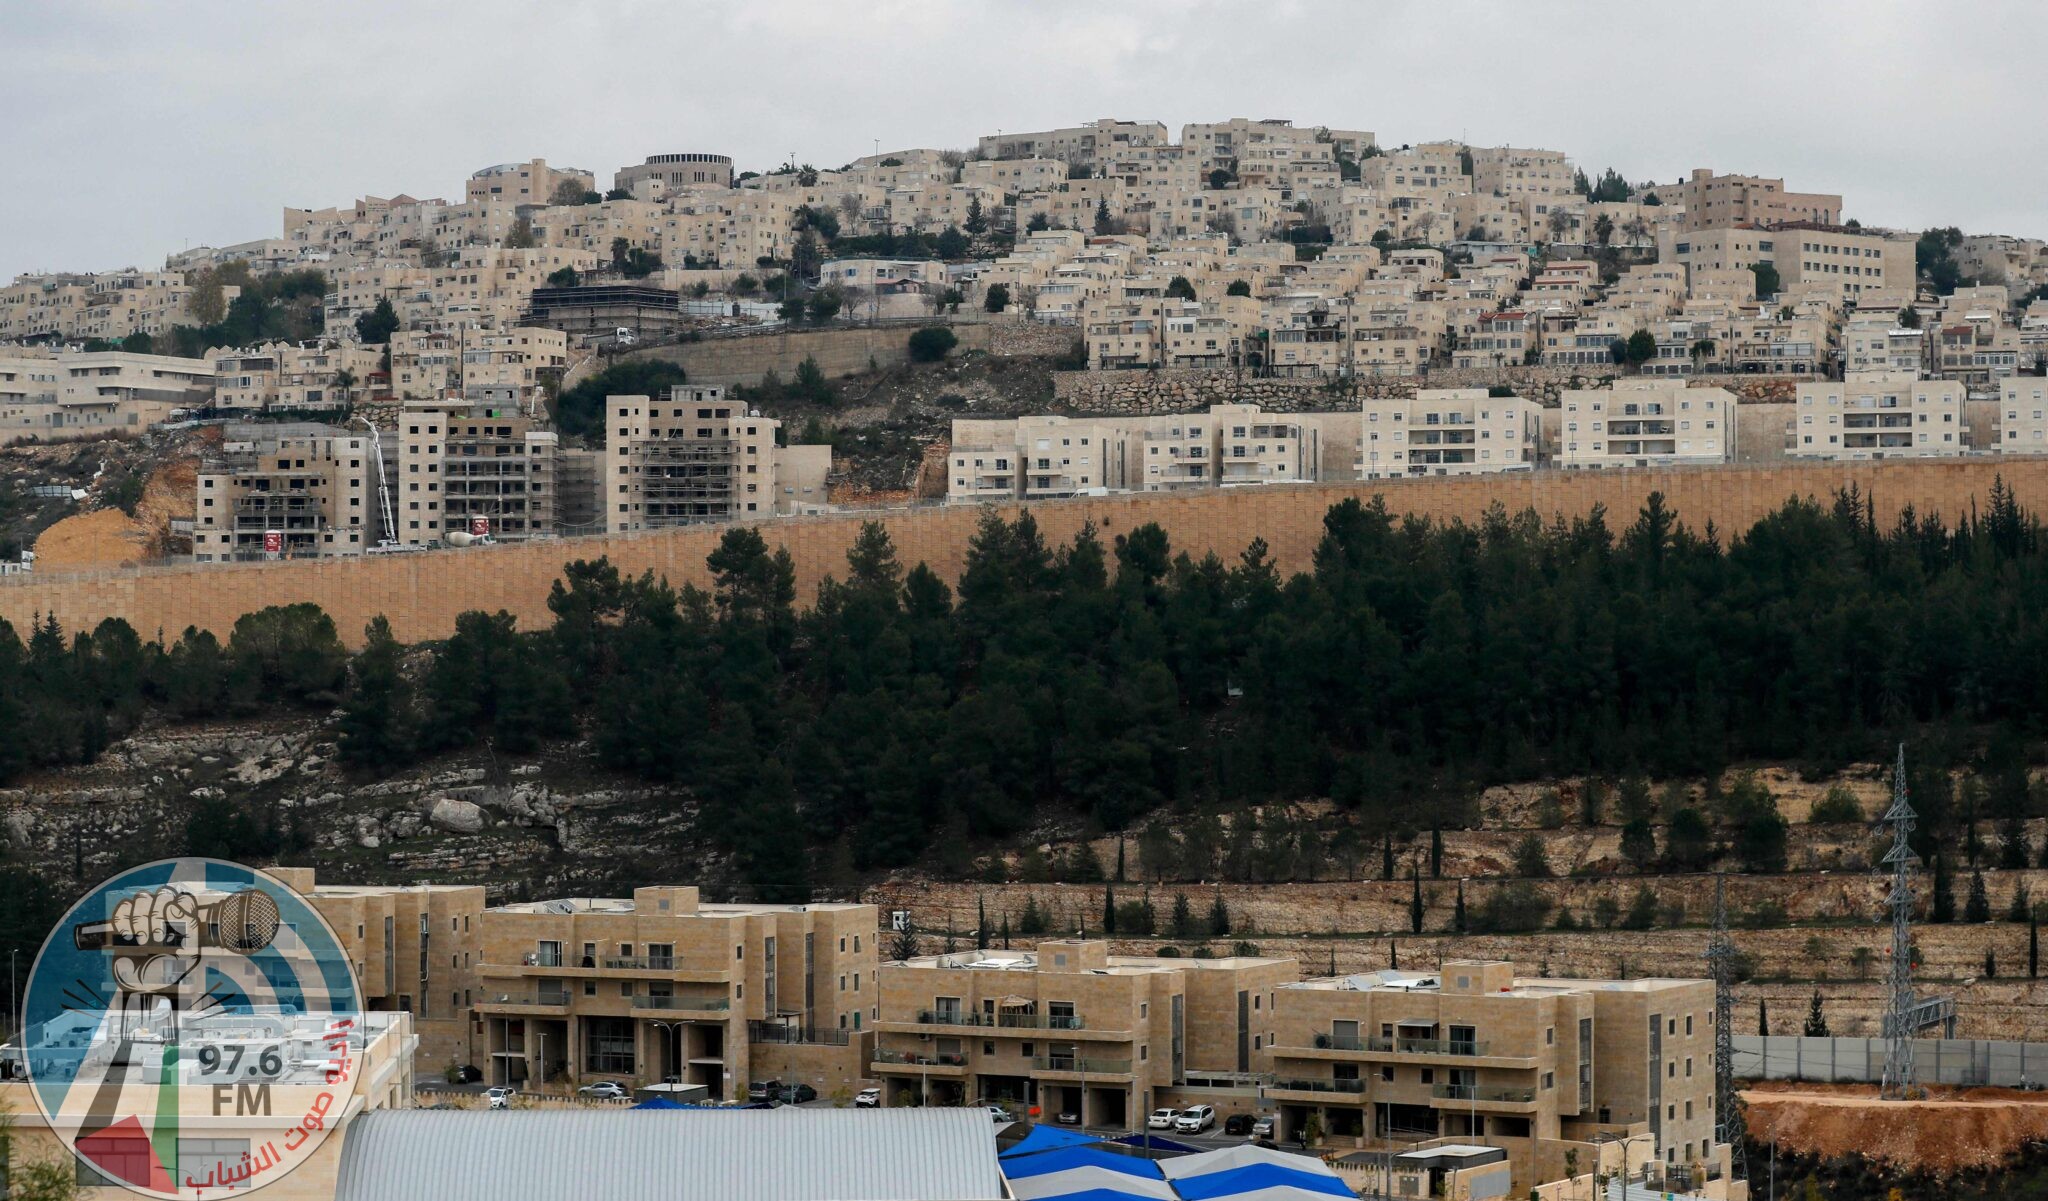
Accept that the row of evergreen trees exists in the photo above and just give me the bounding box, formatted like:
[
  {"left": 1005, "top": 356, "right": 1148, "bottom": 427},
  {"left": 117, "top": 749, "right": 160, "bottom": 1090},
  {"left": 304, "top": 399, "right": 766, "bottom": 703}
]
[{"left": 11, "top": 484, "right": 2048, "bottom": 902}]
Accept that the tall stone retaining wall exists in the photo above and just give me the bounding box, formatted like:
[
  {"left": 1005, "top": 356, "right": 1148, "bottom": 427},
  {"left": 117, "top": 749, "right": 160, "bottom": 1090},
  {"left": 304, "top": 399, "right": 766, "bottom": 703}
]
[
  {"left": 629, "top": 321, "right": 996, "bottom": 386},
  {"left": 5, "top": 458, "right": 2048, "bottom": 647},
  {"left": 1049, "top": 367, "right": 1825, "bottom": 415}
]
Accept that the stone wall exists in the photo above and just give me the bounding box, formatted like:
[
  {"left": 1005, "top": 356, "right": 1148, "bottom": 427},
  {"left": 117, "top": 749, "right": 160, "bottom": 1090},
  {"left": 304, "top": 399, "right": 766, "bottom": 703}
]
[
  {"left": 988, "top": 320, "right": 1082, "bottom": 358},
  {"left": 7, "top": 457, "right": 2048, "bottom": 646},
  {"left": 1048, "top": 367, "right": 1847, "bottom": 415},
  {"left": 629, "top": 321, "right": 995, "bottom": 386}
]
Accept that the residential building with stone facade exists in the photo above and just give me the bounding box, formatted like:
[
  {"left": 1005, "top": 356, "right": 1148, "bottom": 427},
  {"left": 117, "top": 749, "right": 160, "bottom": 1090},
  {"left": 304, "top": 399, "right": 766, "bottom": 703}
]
[
  {"left": 1, "top": 349, "right": 211, "bottom": 444},
  {"left": 1558, "top": 380, "right": 1736, "bottom": 469},
  {"left": 1791, "top": 373, "right": 1965, "bottom": 459},
  {"left": 870, "top": 940, "right": 1297, "bottom": 1125},
  {"left": 1265, "top": 961, "right": 1727, "bottom": 1195},
  {"left": 474, "top": 888, "right": 876, "bottom": 1098},
  {"left": 2000, "top": 376, "right": 2048, "bottom": 454},
  {"left": 1358, "top": 389, "right": 1539, "bottom": 478}
]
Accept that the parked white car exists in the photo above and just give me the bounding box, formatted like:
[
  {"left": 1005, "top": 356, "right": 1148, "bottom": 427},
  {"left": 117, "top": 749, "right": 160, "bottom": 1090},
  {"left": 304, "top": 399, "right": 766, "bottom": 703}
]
[
  {"left": 853, "top": 1087, "right": 881, "bottom": 1108},
  {"left": 485, "top": 1087, "right": 514, "bottom": 1110},
  {"left": 1147, "top": 1107, "right": 1179, "bottom": 1130},
  {"left": 1173, "top": 1104, "right": 1216, "bottom": 1133}
]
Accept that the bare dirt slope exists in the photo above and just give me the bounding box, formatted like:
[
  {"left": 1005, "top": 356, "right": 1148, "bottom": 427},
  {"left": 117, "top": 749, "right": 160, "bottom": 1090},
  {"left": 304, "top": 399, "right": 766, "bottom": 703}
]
[{"left": 1745, "top": 1081, "right": 2048, "bottom": 1175}]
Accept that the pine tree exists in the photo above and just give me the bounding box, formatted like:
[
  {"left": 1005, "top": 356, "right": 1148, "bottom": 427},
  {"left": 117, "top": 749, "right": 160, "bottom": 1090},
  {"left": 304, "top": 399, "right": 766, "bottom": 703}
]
[
  {"left": 889, "top": 915, "right": 919, "bottom": 962},
  {"left": 1207, "top": 892, "right": 1231, "bottom": 936},
  {"left": 1102, "top": 883, "right": 1117, "bottom": 934},
  {"left": 1802, "top": 990, "right": 1829, "bottom": 1037},
  {"left": 1410, "top": 868, "right": 1424, "bottom": 934},
  {"left": 1170, "top": 893, "right": 1194, "bottom": 939},
  {"left": 2010, "top": 882, "right": 2032, "bottom": 924},
  {"left": 2002, "top": 817, "right": 2031, "bottom": 870},
  {"left": 1965, "top": 868, "right": 1991, "bottom": 923},
  {"left": 1985, "top": 950, "right": 1998, "bottom": 979},
  {"left": 1429, "top": 826, "right": 1443, "bottom": 879},
  {"left": 337, "top": 617, "right": 413, "bottom": 769}
]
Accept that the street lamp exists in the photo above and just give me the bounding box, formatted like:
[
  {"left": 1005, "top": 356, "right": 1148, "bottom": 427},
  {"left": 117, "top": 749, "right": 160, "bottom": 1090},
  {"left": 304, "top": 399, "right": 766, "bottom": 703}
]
[{"left": 650, "top": 1019, "right": 680, "bottom": 1085}]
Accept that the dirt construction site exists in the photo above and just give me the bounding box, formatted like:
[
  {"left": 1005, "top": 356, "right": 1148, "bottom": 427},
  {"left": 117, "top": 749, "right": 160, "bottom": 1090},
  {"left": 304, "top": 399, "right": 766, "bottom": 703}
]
[{"left": 1744, "top": 1081, "right": 2048, "bottom": 1175}]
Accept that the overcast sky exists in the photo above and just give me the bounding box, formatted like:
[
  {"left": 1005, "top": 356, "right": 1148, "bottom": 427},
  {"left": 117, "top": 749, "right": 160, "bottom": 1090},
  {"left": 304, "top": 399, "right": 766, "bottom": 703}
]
[{"left": 4, "top": 0, "right": 2044, "bottom": 283}]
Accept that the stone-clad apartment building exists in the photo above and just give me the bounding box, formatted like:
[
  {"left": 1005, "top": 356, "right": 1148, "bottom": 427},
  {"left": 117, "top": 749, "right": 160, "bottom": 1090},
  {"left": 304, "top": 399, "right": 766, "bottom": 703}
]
[
  {"left": 1267, "top": 961, "right": 1726, "bottom": 1191},
  {"left": 871, "top": 940, "right": 1299, "bottom": 1127},
  {"left": 262, "top": 873, "right": 1728, "bottom": 1197}
]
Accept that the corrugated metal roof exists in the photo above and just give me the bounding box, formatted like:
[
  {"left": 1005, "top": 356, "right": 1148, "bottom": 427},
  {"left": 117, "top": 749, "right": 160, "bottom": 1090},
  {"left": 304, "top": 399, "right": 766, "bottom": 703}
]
[{"left": 334, "top": 1107, "right": 1002, "bottom": 1201}]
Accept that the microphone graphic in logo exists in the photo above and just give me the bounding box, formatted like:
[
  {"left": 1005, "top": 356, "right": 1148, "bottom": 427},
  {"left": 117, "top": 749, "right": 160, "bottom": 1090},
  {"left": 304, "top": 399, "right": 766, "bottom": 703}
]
[
  {"left": 71, "top": 886, "right": 281, "bottom": 998},
  {"left": 23, "top": 860, "right": 363, "bottom": 1199}
]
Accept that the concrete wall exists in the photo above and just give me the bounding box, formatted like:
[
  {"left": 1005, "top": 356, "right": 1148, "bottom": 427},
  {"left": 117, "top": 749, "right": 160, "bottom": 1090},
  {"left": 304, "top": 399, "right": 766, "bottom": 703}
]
[
  {"left": 630, "top": 321, "right": 995, "bottom": 386},
  {"left": 1734, "top": 1035, "right": 2048, "bottom": 1086},
  {"left": 7, "top": 457, "right": 2048, "bottom": 647}
]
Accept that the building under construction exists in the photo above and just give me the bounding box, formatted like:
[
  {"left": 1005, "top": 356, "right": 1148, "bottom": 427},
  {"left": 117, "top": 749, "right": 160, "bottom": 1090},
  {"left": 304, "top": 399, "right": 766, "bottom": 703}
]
[
  {"left": 192, "top": 422, "right": 378, "bottom": 561},
  {"left": 605, "top": 384, "right": 832, "bottom": 533},
  {"left": 397, "top": 397, "right": 558, "bottom": 545}
]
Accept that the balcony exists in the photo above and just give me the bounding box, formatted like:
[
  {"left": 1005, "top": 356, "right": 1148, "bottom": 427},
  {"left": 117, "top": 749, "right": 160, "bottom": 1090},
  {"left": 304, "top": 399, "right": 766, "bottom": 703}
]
[
  {"left": 1430, "top": 1083, "right": 1537, "bottom": 1108},
  {"left": 477, "top": 991, "right": 571, "bottom": 1014},
  {"left": 1032, "top": 1056, "right": 1132, "bottom": 1076},
  {"left": 605, "top": 955, "right": 678, "bottom": 971},
  {"left": 1269, "top": 1078, "right": 1368, "bottom": 1096},
  {"left": 629, "top": 996, "right": 731, "bottom": 1012},
  {"left": 909, "top": 1010, "right": 1084, "bottom": 1030},
  {"left": 1368, "top": 1037, "right": 1490, "bottom": 1057},
  {"left": 872, "top": 1048, "right": 968, "bottom": 1073}
]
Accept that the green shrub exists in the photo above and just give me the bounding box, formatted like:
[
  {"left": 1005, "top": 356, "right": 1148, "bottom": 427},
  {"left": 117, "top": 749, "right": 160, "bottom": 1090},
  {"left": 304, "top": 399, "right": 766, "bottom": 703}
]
[{"left": 908, "top": 326, "right": 958, "bottom": 362}]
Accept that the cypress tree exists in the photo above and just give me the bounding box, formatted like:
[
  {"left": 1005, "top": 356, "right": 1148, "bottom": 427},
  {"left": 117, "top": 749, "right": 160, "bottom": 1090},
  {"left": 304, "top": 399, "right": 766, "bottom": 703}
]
[
  {"left": 1965, "top": 868, "right": 1991, "bottom": 923},
  {"left": 1454, "top": 879, "right": 1467, "bottom": 934},
  {"left": 1429, "top": 826, "right": 1444, "bottom": 879},
  {"left": 2030, "top": 913, "right": 2039, "bottom": 979},
  {"left": 1000, "top": 912, "right": 1012, "bottom": 949},
  {"left": 1758, "top": 997, "right": 1768, "bottom": 1035},
  {"left": 976, "top": 896, "right": 990, "bottom": 950},
  {"left": 1103, "top": 883, "right": 1117, "bottom": 934},
  {"left": 1382, "top": 832, "right": 1394, "bottom": 881},
  {"left": 1410, "top": 868, "right": 1424, "bottom": 934},
  {"left": 1931, "top": 852, "right": 1956, "bottom": 923}
]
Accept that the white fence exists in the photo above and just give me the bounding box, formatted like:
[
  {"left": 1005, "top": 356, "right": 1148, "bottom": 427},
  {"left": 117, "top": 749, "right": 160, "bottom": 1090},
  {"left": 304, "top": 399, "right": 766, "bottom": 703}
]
[{"left": 1734, "top": 1035, "right": 2048, "bottom": 1086}]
